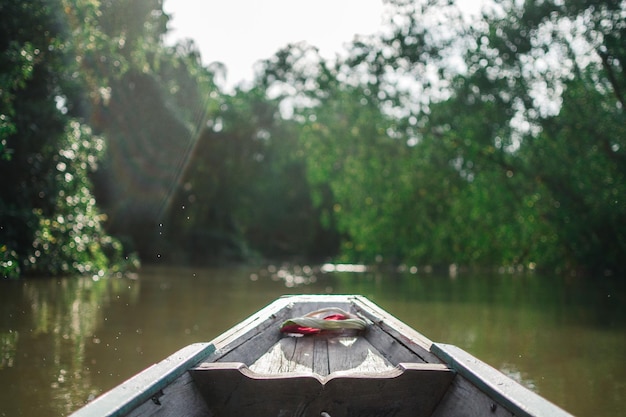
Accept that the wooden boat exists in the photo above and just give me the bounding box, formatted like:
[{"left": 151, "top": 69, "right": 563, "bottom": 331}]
[{"left": 70, "top": 295, "right": 573, "bottom": 417}]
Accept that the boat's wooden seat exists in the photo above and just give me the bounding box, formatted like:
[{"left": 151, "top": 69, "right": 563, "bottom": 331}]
[
  {"left": 190, "top": 361, "right": 454, "bottom": 417},
  {"left": 190, "top": 333, "right": 455, "bottom": 416}
]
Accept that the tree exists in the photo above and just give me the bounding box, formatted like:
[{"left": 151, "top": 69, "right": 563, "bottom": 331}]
[
  {"left": 252, "top": 0, "right": 625, "bottom": 273},
  {"left": 0, "top": 0, "right": 126, "bottom": 278},
  {"left": 168, "top": 83, "right": 330, "bottom": 262},
  {"left": 418, "top": 0, "right": 626, "bottom": 272}
]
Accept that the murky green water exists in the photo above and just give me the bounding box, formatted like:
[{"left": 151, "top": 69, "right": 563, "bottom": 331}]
[{"left": 0, "top": 265, "right": 624, "bottom": 416}]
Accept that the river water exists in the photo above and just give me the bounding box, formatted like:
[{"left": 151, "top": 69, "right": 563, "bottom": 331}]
[{"left": 0, "top": 264, "right": 623, "bottom": 416}]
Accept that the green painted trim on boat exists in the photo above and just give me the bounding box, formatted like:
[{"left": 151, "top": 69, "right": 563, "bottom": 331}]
[{"left": 70, "top": 342, "right": 216, "bottom": 417}]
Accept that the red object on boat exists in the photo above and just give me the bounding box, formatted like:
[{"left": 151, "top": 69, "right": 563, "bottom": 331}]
[{"left": 280, "top": 313, "right": 348, "bottom": 335}]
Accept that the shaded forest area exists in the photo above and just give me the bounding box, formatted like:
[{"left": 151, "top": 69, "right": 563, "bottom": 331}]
[{"left": 1, "top": 0, "right": 624, "bottom": 279}]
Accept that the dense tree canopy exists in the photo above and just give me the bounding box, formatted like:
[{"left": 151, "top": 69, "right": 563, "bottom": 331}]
[
  {"left": 0, "top": 0, "right": 128, "bottom": 278},
  {"left": 1, "top": 0, "right": 624, "bottom": 278}
]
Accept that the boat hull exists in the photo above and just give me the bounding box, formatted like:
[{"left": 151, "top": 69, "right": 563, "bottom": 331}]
[{"left": 69, "top": 295, "right": 573, "bottom": 417}]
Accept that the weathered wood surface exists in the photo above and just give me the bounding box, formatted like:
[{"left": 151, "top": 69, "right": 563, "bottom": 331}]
[
  {"left": 249, "top": 335, "right": 395, "bottom": 376},
  {"left": 190, "top": 361, "right": 454, "bottom": 417},
  {"left": 350, "top": 296, "right": 439, "bottom": 363},
  {"left": 210, "top": 296, "right": 357, "bottom": 365},
  {"left": 214, "top": 294, "right": 436, "bottom": 369}
]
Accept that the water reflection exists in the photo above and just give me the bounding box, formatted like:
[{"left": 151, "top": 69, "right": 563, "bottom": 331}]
[
  {"left": 0, "top": 277, "right": 140, "bottom": 416},
  {"left": 0, "top": 330, "right": 18, "bottom": 369},
  {"left": 0, "top": 266, "right": 623, "bottom": 417},
  {"left": 264, "top": 263, "right": 319, "bottom": 287},
  {"left": 499, "top": 362, "right": 537, "bottom": 392}
]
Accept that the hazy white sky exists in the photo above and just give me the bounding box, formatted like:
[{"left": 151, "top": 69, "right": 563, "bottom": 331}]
[
  {"left": 163, "top": 1, "right": 486, "bottom": 89},
  {"left": 163, "top": 0, "right": 384, "bottom": 88}
]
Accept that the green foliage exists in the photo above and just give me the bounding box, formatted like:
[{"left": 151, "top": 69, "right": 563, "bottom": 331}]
[
  {"left": 0, "top": 1, "right": 62, "bottom": 160},
  {"left": 0, "top": 246, "right": 19, "bottom": 279},
  {"left": 424, "top": 0, "right": 626, "bottom": 272},
  {"left": 0, "top": 0, "right": 127, "bottom": 278},
  {"left": 253, "top": 0, "right": 625, "bottom": 273},
  {"left": 25, "top": 121, "right": 134, "bottom": 275},
  {"left": 2, "top": 0, "right": 623, "bottom": 275},
  {"left": 168, "top": 84, "right": 329, "bottom": 261},
  {"left": 523, "top": 75, "right": 626, "bottom": 270}
]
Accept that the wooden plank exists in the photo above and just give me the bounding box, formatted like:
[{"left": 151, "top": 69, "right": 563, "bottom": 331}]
[
  {"left": 290, "top": 336, "right": 315, "bottom": 372},
  {"left": 69, "top": 343, "right": 216, "bottom": 417},
  {"left": 432, "top": 343, "right": 574, "bottom": 417},
  {"left": 361, "top": 319, "right": 429, "bottom": 364},
  {"left": 205, "top": 297, "right": 295, "bottom": 364},
  {"left": 351, "top": 295, "right": 441, "bottom": 364},
  {"left": 251, "top": 335, "right": 394, "bottom": 376},
  {"left": 313, "top": 336, "right": 329, "bottom": 375},
  {"left": 209, "top": 295, "right": 357, "bottom": 366},
  {"left": 327, "top": 335, "right": 394, "bottom": 374},
  {"left": 248, "top": 338, "right": 294, "bottom": 374},
  {"left": 249, "top": 337, "right": 315, "bottom": 374},
  {"left": 190, "top": 362, "right": 455, "bottom": 417},
  {"left": 273, "top": 295, "right": 438, "bottom": 366}
]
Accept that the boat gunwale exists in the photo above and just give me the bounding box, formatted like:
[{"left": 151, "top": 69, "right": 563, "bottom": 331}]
[
  {"left": 69, "top": 295, "right": 348, "bottom": 416},
  {"left": 432, "top": 343, "right": 574, "bottom": 417},
  {"left": 68, "top": 295, "right": 296, "bottom": 417},
  {"left": 69, "top": 294, "right": 575, "bottom": 417},
  {"left": 68, "top": 342, "right": 215, "bottom": 417}
]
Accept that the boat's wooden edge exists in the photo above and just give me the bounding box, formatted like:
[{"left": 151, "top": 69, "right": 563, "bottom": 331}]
[
  {"left": 432, "top": 343, "right": 574, "bottom": 417},
  {"left": 207, "top": 295, "right": 294, "bottom": 352},
  {"left": 349, "top": 295, "right": 441, "bottom": 363},
  {"left": 69, "top": 343, "right": 215, "bottom": 417},
  {"left": 190, "top": 360, "right": 452, "bottom": 385}
]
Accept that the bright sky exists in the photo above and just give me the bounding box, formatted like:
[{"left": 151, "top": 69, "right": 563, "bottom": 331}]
[
  {"left": 163, "top": 1, "right": 486, "bottom": 90},
  {"left": 163, "top": 0, "right": 384, "bottom": 89}
]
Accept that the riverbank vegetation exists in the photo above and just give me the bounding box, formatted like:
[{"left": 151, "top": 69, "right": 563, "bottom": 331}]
[{"left": 1, "top": 0, "right": 624, "bottom": 278}]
